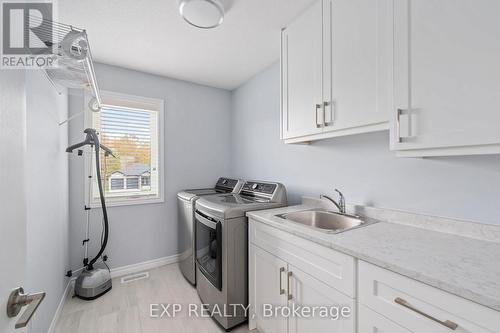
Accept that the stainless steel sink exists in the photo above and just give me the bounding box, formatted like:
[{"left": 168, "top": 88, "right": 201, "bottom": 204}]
[{"left": 276, "top": 209, "right": 367, "bottom": 234}]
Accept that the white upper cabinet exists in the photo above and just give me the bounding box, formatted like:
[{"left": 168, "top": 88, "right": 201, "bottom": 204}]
[
  {"left": 281, "top": 0, "right": 324, "bottom": 140},
  {"left": 281, "top": 0, "right": 393, "bottom": 143},
  {"left": 392, "top": 0, "right": 500, "bottom": 157},
  {"left": 322, "top": 0, "right": 393, "bottom": 137}
]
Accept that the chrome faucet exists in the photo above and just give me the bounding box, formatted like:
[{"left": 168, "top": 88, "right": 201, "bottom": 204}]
[{"left": 320, "top": 189, "right": 346, "bottom": 214}]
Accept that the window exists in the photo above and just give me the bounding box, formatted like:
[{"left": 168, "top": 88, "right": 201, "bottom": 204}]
[{"left": 87, "top": 91, "right": 164, "bottom": 206}]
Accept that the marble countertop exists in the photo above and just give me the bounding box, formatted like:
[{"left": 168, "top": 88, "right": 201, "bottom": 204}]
[{"left": 247, "top": 204, "right": 500, "bottom": 312}]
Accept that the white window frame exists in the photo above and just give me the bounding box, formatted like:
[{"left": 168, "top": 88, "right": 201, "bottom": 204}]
[{"left": 84, "top": 90, "right": 165, "bottom": 207}]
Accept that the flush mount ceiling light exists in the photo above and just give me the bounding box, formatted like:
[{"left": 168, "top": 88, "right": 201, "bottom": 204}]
[{"left": 179, "top": 0, "right": 225, "bottom": 29}]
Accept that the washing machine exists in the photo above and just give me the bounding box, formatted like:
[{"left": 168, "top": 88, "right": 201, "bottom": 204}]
[{"left": 177, "top": 177, "right": 243, "bottom": 285}]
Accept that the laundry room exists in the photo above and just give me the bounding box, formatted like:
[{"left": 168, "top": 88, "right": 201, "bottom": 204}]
[{"left": 1, "top": 1, "right": 499, "bottom": 333}]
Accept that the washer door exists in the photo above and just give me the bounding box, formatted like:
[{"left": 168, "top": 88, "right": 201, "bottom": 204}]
[{"left": 195, "top": 211, "right": 222, "bottom": 290}]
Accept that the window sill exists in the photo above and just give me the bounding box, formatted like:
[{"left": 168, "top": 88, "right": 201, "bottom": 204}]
[{"left": 90, "top": 196, "right": 164, "bottom": 208}]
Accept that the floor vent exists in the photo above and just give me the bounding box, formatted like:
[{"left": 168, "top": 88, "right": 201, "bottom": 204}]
[{"left": 120, "top": 271, "right": 149, "bottom": 284}]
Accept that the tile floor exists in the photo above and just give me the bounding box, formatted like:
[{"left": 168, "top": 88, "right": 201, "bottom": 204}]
[{"left": 53, "top": 264, "right": 254, "bottom": 333}]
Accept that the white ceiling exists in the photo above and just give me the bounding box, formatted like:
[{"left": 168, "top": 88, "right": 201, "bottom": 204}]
[{"left": 59, "top": 0, "right": 316, "bottom": 90}]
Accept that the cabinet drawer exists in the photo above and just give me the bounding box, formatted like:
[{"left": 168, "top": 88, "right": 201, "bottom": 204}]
[
  {"left": 359, "top": 304, "right": 411, "bottom": 333},
  {"left": 249, "top": 219, "right": 355, "bottom": 298},
  {"left": 359, "top": 261, "right": 500, "bottom": 332}
]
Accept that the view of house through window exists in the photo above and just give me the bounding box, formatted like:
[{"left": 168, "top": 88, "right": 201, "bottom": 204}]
[{"left": 90, "top": 96, "right": 162, "bottom": 205}]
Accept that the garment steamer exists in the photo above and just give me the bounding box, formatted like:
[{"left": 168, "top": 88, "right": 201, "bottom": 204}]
[{"left": 66, "top": 128, "right": 115, "bottom": 300}]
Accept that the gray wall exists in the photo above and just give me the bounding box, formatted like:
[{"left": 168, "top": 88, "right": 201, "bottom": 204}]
[
  {"left": 230, "top": 63, "right": 500, "bottom": 225},
  {"left": 67, "top": 60, "right": 500, "bottom": 277},
  {"left": 25, "top": 71, "right": 69, "bottom": 333},
  {"left": 68, "top": 63, "right": 232, "bottom": 270}
]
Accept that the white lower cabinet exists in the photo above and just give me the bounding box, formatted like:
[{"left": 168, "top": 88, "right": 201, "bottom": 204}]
[
  {"left": 359, "top": 304, "right": 411, "bottom": 333},
  {"left": 288, "top": 264, "right": 355, "bottom": 333},
  {"left": 249, "top": 220, "right": 500, "bottom": 333},
  {"left": 249, "top": 221, "right": 355, "bottom": 333},
  {"left": 358, "top": 261, "right": 500, "bottom": 333},
  {"left": 249, "top": 245, "right": 288, "bottom": 333}
]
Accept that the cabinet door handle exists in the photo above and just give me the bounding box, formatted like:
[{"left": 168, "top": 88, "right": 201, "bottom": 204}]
[
  {"left": 315, "top": 104, "right": 323, "bottom": 128},
  {"left": 394, "top": 297, "right": 458, "bottom": 330},
  {"left": 324, "top": 101, "right": 334, "bottom": 126},
  {"left": 396, "top": 108, "right": 403, "bottom": 143},
  {"left": 396, "top": 108, "right": 413, "bottom": 143},
  {"left": 287, "top": 271, "right": 293, "bottom": 300},
  {"left": 279, "top": 267, "right": 285, "bottom": 295}
]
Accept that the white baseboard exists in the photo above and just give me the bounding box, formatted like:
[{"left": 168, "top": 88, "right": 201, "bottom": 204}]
[
  {"left": 110, "top": 254, "right": 180, "bottom": 278},
  {"left": 47, "top": 254, "right": 180, "bottom": 333},
  {"left": 47, "top": 278, "right": 74, "bottom": 333}
]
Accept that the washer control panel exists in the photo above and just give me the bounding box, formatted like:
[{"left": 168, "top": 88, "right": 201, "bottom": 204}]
[
  {"left": 240, "top": 181, "right": 277, "bottom": 197},
  {"left": 215, "top": 178, "right": 242, "bottom": 192}
]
